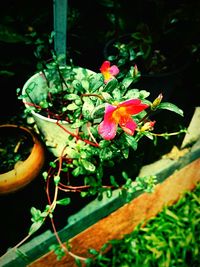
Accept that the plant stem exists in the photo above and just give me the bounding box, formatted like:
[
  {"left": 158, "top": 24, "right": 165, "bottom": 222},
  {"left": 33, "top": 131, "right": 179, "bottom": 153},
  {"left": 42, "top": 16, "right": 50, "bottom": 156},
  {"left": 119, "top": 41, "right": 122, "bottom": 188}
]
[
  {"left": 81, "top": 93, "right": 104, "bottom": 101},
  {"left": 56, "top": 121, "right": 100, "bottom": 147},
  {"left": 150, "top": 130, "right": 186, "bottom": 137},
  {"left": 14, "top": 140, "right": 21, "bottom": 153}
]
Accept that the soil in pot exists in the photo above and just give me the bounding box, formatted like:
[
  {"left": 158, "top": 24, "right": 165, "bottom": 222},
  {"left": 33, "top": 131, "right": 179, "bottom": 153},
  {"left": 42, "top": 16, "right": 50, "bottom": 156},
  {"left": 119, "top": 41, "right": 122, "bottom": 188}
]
[
  {"left": 0, "top": 124, "right": 46, "bottom": 196},
  {"left": 0, "top": 126, "right": 33, "bottom": 174}
]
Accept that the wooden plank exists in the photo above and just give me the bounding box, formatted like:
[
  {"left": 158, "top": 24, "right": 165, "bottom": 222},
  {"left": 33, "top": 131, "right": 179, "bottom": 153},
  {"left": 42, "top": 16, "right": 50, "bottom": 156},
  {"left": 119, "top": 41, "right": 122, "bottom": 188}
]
[{"left": 28, "top": 156, "right": 200, "bottom": 267}]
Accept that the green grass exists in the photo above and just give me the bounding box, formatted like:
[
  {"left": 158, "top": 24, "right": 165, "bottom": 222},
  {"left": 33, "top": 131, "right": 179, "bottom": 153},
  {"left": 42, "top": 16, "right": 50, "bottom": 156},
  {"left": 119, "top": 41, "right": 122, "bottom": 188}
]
[{"left": 85, "top": 182, "right": 200, "bottom": 267}]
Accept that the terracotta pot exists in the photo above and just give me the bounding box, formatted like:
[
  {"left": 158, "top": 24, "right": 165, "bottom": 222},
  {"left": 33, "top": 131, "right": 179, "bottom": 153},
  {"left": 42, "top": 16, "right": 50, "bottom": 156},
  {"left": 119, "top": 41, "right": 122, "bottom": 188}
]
[{"left": 0, "top": 124, "right": 45, "bottom": 194}]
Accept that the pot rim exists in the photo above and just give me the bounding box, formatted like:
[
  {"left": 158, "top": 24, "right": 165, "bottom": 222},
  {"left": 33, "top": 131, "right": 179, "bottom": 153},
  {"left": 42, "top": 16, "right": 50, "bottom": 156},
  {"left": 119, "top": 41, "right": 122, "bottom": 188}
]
[
  {"left": 21, "top": 66, "right": 96, "bottom": 124},
  {"left": 0, "top": 123, "right": 45, "bottom": 194},
  {"left": 0, "top": 124, "right": 43, "bottom": 175}
]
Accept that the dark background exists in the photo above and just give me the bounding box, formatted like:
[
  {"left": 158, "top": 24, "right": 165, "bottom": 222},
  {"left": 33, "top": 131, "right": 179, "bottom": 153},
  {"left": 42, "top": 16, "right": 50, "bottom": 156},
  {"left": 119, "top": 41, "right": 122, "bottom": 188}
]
[{"left": 0, "top": 0, "right": 199, "bottom": 257}]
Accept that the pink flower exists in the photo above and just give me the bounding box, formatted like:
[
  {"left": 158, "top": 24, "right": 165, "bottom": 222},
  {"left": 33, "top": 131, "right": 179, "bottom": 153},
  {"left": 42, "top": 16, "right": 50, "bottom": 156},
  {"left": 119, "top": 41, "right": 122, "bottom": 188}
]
[
  {"left": 100, "top": 61, "right": 119, "bottom": 83},
  {"left": 98, "top": 99, "right": 149, "bottom": 140}
]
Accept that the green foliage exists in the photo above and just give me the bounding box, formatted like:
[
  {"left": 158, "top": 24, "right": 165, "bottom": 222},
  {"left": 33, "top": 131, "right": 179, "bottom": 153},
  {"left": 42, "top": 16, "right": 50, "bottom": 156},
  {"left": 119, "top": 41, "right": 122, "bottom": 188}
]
[
  {"left": 157, "top": 102, "right": 184, "bottom": 117},
  {"left": 56, "top": 198, "right": 71, "bottom": 206},
  {"left": 18, "top": 33, "right": 187, "bottom": 263},
  {"left": 120, "top": 174, "right": 157, "bottom": 202},
  {"left": 106, "top": 24, "right": 154, "bottom": 76},
  {"left": 105, "top": 21, "right": 189, "bottom": 77},
  {"left": 29, "top": 207, "right": 48, "bottom": 235},
  {"left": 49, "top": 244, "right": 66, "bottom": 261},
  {"left": 86, "top": 182, "right": 200, "bottom": 267}
]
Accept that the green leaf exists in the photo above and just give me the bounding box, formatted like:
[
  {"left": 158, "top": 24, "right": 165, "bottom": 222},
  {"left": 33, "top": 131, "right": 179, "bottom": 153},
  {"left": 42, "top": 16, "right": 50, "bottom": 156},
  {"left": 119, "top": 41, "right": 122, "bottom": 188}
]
[
  {"left": 49, "top": 161, "right": 57, "bottom": 168},
  {"left": 70, "top": 119, "right": 85, "bottom": 129},
  {"left": 112, "top": 87, "right": 121, "bottom": 100},
  {"left": 66, "top": 102, "right": 79, "bottom": 111},
  {"left": 54, "top": 175, "right": 60, "bottom": 185},
  {"left": 103, "top": 78, "right": 118, "bottom": 93},
  {"left": 124, "top": 89, "right": 140, "bottom": 99},
  {"left": 82, "top": 98, "right": 95, "bottom": 119},
  {"left": 49, "top": 244, "right": 65, "bottom": 260},
  {"left": 143, "top": 132, "right": 154, "bottom": 140},
  {"left": 80, "top": 191, "right": 88, "bottom": 197},
  {"left": 72, "top": 166, "right": 82, "bottom": 176},
  {"left": 89, "top": 74, "right": 104, "bottom": 92},
  {"left": 65, "top": 147, "right": 80, "bottom": 158},
  {"left": 81, "top": 159, "right": 96, "bottom": 172},
  {"left": 139, "top": 90, "right": 150, "bottom": 99},
  {"left": 81, "top": 79, "right": 90, "bottom": 91},
  {"left": 101, "top": 92, "right": 113, "bottom": 101},
  {"left": 91, "top": 103, "right": 105, "bottom": 119},
  {"left": 124, "top": 134, "right": 138, "bottom": 150},
  {"left": 99, "top": 147, "right": 113, "bottom": 160},
  {"left": 39, "top": 100, "right": 49, "bottom": 109},
  {"left": 85, "top": 258, "right": 94, "bottom": 265},
  {"left": 121, "top": 77, "right": 135, "bottom": 89},
  {"left": 56, "top": 197, "right": 71, "bottom": 206},
  {"left": 122, "top": 148, "right": 129, "bottom": 159},
  {"left": 42, "top": 171, "right": 48, "bottom": 180},
  {"left": 165, "top": 209, "right": 179, "bottom": 221},
  {"left": 129, "top": 48, "right": 137, "bottom": 61},
  {"left": 29, "top": 220, "right": 44, "bottom": 235},
  {"left": 72, "top": 80, "right": 83, "bottom": 91},
  {"left": 64, "top": 93, "right": 80, "bottom": 101},
  {"left": 110, "top": 175, "right": 119, "bottom": 187},
  {"left": 75, "top": 258, "right": 82, "bottom": 267},
  {"left": 88, "top": 248, "right": 99, "bottom": 255},
  {"left": 30, "top": 207, "right": 42, "bottom": 222},
  {"left": 157, "top": 102, "right": 184, "bottom": 116}
]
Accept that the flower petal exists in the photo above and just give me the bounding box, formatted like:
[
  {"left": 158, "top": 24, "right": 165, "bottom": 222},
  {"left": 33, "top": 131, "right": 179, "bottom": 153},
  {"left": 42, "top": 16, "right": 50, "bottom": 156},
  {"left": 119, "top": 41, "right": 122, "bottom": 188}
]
[
  {"left": 104, "top": 104, "right": 117, "bottom": 120},
  {"left": 100, "top": 61, "right": 110, "bottom": 73},
  {"left": 98, "top": 104, "right": 117, "bottom": 140},
  {"left": 103, "top": 73, "right": 113, "bottom": 84},
  {"left": 119, "top": 117, "right": 137, "bottom": 136},
  {"left": 118, "top": 99, "right": 149, "bottom": 115},
  {"left": 98, "top": 120, "right": 117, "bottom": 140},
  {"left": 109, "top": 65, "right": 119, "bottom": 76}
]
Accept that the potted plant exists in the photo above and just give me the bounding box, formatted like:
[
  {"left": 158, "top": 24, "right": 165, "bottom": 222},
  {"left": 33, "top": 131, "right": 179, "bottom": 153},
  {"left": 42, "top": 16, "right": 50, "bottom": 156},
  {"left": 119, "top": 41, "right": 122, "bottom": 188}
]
[
  {"left": 1, "top": 25, "right": 195, "bottom": 263},
  {"left": 0, "top": 124, "right": 45, "bottom": 194},
  {"left": 0, "top": 1, "right": 199, "bottom": 265},
  {"left": 0, "top": 46, "right": 187, "bottom": 259},
  {"left": 19, "top": 50, "right": 184, "bottom": 155}
]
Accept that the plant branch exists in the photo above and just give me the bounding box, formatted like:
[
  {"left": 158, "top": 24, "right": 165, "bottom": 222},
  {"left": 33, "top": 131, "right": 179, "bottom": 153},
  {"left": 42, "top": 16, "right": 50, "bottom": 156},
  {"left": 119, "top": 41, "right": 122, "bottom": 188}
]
[
  {"left": 81, "top": 93, "right": 104, "bottom": 101},
  {"left": 56, "top": 121, "right": 100, "bottom": 147}
]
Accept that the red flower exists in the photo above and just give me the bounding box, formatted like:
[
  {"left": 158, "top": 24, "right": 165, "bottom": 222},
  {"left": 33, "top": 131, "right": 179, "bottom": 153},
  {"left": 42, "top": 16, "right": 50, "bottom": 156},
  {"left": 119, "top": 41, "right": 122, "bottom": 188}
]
[
  {"left": 98, "top": 99, "right": 149, "bottom": 140},
  {"left": 100, "top": 61, "right": 119, "bottom": 83}
]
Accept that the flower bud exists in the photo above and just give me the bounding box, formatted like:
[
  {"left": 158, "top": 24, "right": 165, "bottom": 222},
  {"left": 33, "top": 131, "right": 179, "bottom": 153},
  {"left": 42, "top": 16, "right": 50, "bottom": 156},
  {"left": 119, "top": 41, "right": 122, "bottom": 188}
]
[
  {"left": 151, "top": 93, "right": 163, "bottom": 110},
  {"left": 140, "top": 121, "right": 156, "bottom": 132},
  {"left": 134, "top": 64, "right": 138, "bottom": 76}
]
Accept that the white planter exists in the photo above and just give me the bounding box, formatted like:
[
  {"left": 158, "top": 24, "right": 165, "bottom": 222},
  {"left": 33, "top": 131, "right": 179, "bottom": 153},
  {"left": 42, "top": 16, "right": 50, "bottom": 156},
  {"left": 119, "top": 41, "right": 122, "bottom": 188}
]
[{"left": 22, "top": 67, "right": 96, "bottom": 157}]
